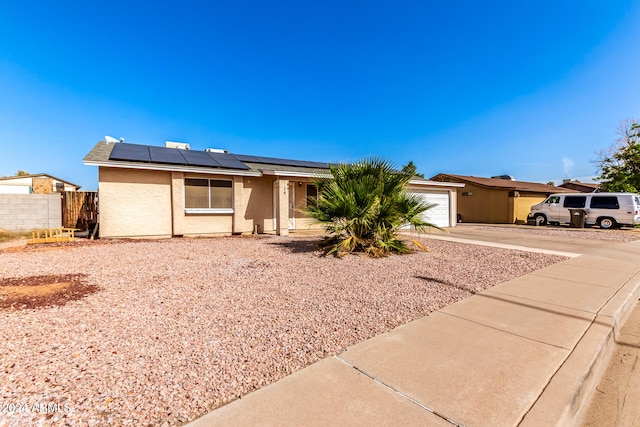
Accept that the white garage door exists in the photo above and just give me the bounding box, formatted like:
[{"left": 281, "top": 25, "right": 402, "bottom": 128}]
[{"left": 407, "top": 191, "right": 451, "bottom": 228}]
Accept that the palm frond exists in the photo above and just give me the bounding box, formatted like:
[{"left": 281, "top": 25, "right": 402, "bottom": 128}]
[{"left": 303, "top": 157, "right": 439, "bottom": 257}]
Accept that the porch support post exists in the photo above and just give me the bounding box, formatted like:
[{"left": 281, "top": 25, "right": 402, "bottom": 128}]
[
  {"left": 449, "top": 189, "right": 457, "bottom": 228},
  {"left": 232, "top": 176, "right": 244, "bottom": 234},
  {"left": 276, "top": 178, "right": 289, "bottom": 236}
]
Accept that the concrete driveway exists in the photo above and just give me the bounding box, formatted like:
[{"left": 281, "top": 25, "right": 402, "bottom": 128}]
[{"left": 414, "top": 223, "right": 639, "bottom": 256}]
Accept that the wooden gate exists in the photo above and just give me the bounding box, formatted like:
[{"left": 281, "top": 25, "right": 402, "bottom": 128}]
[{"left": 62, "top": 191, "right": 98, "bottom": 229}]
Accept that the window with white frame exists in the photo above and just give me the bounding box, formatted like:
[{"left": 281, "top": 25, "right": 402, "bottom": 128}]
[{"left": 185, "top": 178, "right": 232, "bottom": 210}]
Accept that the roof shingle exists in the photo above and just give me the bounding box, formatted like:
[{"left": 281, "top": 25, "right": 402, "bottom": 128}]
[{"left": 430, "top": 173, "right": 576, "bottom": 193}]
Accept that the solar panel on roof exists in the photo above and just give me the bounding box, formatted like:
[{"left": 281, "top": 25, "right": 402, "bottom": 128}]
[
  {"left": 302, "top": 160, "right": 330, "bottom": 168},
  {"left": 266, "top": 158, "right": 289, "bottom": 166},
  {"left": 149, "top": 146, "right": 188, "bottom": 164},
  {"left": 231, "top": 153, "right": 329, "bottom": 169},
  {"left": 181, "top": 150, "right": 222, "bottom": 167},
  {"left": 107, "top": 143, "right": 249, "bottom": 169},
  {"left": 209, "top": 152, "right": 250, "bottom": 170},
  {"left": 109, "top": 143, "right": 151, "bottom": 162},
  {"left": 232, "top": 154, "right": 260, "bottom": 163}
]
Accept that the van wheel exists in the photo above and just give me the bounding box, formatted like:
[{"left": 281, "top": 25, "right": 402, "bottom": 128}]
[
  {"left": 534, "top": 214, "right": 547, "bottom": 226},
  {"left": 599, "top": 218, "right": 617, "bottom": 229}
]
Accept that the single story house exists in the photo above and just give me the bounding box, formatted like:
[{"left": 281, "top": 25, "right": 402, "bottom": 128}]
[
  {"left": 558, "top": 180, "right": 600, "bottom": 193},
  {"left": 0, "top": 174, "right": 80, "bottom": 194},
  {"left": 83, "top": 141, "right": 464, "bottom": 238},
  {"left": 430, "top": 173, "right": 576, "bottom": 224}
]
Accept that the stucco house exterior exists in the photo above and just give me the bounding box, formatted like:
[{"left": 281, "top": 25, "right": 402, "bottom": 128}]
[
  {"left": 83, "top": 140, "right": 463, "bottom": 238},
  {"left": 0, "top": 174, "right": 80, "bottom": 194},
  {"left": 430, "top": 173, "right": 576, "bottom": 224}
]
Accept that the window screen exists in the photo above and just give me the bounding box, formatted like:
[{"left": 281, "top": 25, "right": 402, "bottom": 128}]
[
  {"left": 590, "top": 196, "right": 619, "bottom": 209},
  {"left": 185, "top": 179, "right": 232, "bottom": 209},
  {"left": 563, "top": 196, "right": 586, "bottom": 208},
  {"left": 209, "top": 180, "right": 232, "bottom": 208},
  {"left": 185, "top": 179, "right": 209, "bottom": 208}
]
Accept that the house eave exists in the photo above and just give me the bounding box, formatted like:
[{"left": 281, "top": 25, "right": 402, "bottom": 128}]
[
  {"left": 83, "top": 160, "right": 262, "bottom": 177},
  {"left": 408, "top": 179, "right": 465, "bottom": 187},
  {"left": 261, "top": 170, "right": 333, "bottom": 179}
]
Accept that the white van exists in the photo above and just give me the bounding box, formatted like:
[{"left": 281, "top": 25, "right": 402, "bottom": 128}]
[{"left": 529, "top": 193, "right": 640, "bottom": 229}]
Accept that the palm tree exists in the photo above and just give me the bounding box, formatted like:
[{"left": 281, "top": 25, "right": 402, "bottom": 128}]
[{"left": 304, "top": 157, "right": 439, "bottom": 257}]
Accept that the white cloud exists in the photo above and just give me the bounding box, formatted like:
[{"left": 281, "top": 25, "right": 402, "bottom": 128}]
[{"left": 562, "top": 157, "right": 574, "bottom": 176}]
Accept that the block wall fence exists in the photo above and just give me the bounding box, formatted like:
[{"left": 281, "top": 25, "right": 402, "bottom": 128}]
[{"left": 0, "top": 193, "right": 62, "bottom": 231}]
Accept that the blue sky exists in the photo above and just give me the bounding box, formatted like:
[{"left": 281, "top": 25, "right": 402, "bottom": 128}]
[{"left": 1, "top": 1, "right": 639, "bottom": 190}]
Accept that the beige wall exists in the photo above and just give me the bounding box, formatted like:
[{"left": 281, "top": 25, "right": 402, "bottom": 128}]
[
  {"left": 457, "top": 183, "right": 511, "bottom": 223},
  {"left": 456, "top": 183, "right": 548, "bottom": 224},
  {"left": 242, "top": 176, "right": 277, "bottom": 233},
  {"left": 513, "top": 193, "right": 546, "bottom": 224},
  {"left": 100, "top": 169, "right": 284, "bottom": 237},
  {"left": 183, "top": 215, "right": 233, "bottom": 236},
  {"left": 99, "top": 167, "right": 172, "bottom": 238}
]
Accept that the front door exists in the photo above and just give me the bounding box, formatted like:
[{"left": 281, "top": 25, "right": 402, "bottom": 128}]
[
  {"left": 289, "top": 183, "right": 295, "bottom": 229},
  {"left": 272, "top": 181, "right": 296, "bottom": 231}
]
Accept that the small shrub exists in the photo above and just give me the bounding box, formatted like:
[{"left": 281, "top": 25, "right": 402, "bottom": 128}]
[{"left": 304, "top": 157, "right": 439, "bottom": 257}]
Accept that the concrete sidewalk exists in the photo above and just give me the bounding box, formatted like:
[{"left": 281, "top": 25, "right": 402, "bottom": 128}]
[{"left": 188, "top": 235, "right": 640, "bottom": 426}]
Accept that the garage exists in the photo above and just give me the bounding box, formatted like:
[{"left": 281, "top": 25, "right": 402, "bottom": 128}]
[
  {"left": 408, "top": 190, "right": 452, "bottom": 228},
  {"left": 429, "top": 174, "right": 574, "bottom": 224}
]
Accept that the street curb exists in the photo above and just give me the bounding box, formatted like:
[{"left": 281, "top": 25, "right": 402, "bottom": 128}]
[{"left": 519, "top": 268, "right": 640, "bottom": 426}]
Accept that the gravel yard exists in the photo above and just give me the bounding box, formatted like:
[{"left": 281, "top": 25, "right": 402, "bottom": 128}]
[{"left": 0, "top": 235, "right": 567, "bottom": 426}]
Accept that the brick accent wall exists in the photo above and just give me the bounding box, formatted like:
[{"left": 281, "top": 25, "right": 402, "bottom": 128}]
[{"left": 0, "top": 194, "right": 62, "bottom": 231}]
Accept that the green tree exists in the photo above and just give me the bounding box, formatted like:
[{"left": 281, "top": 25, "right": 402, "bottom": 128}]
[
  {"left": 304, "top": 157, "right": 439, "bottom": 257},
  {"left": 15, "top": 170, "right": 30, "bottom": 176},
  {"left": 596, "top": 119, "right": 640, "bottom": 193},
  {"left": 402, "top": 161, "right": 425, "bottom": 178}
]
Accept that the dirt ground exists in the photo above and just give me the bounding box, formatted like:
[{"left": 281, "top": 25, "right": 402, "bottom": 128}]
[
  {"left": 581, "top": 300, "right": 640, "bottom": 426},
  {"left": 0, "top": 273, "right": 97, "bottom": 310}
]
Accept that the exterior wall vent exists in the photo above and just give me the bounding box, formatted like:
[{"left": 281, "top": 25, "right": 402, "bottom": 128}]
[{"left": 166, "top": 141, "right": 190, "bottom": 150}]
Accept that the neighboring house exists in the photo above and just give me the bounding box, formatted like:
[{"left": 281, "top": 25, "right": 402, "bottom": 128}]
[
  {"left": 430, "top": 173, "right": 576, "bottom": 224},
  {"left": 558, "top": 180, "right": 600, "bottom": 193},
  {"left": 83, "top": 141, "right": 464, "bottom": 239},
  {"left": 0, "top": 174, "right": 81, "bottom": 194}
]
